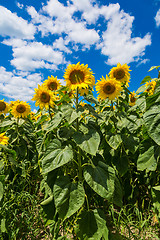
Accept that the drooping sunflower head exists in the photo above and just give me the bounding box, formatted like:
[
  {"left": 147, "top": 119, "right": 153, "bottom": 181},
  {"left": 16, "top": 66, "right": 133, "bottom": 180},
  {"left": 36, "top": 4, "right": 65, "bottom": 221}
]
[
  {"left": 145, "top": 80, "right": 157, "bottom": 95},
  {"left": 63, "top": 62, "right": 95, "bottom": 93},
  {"left": 96, "top": 75, "right": 123, "bottom": 100},
  {"left": 0, "top": 100, "right": 9, "bottom": 115},
  {"left": 43, "top": 75, "right": 61, "bottom": 92},
  {"left": 129, "top": 91, "right": 137, "bottom": 106},
  {"left": 11, "top": 100, "right": 31, "bottom": 118},
  {"left": 109, "top": 63, "right": 131, "bottom": 86},
  {"left": 0, "top": 132, "right": 9, "bottom": 145},
  {"left": 32, "top": 85, "right": 56, "bottom": 110}
]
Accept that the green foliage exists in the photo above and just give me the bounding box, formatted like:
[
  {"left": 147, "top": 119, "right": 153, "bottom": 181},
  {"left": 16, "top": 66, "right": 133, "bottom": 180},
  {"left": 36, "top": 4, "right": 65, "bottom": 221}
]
[{"left": 0, "top": 65, "right": 160, "bottom": 239}]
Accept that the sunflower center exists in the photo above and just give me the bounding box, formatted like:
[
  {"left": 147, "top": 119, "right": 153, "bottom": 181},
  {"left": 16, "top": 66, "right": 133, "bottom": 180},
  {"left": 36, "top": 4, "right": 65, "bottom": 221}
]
[
  {"left": 113, "top": 69, "right": 125, "bottom": 80},
  {"left": 40, "top": 92, "right": 50, "bottom": 103},
  {"left": 103, "top": 83, "right": 115, "bottom": 94},
  {"left": 69, "top": 70, "right": 85, "bottom": 84},
  {"left": 16, "top": 104, "right": 26, "bottom": 113},
  {"left": 48, "top": 82, "right": 58, "bottom": 91},
  {"left": 0, "top": 102, "right": 6, "bottom": 111},
  {"left": 130, "top": 96, "right": 136, "bottom": 103}
]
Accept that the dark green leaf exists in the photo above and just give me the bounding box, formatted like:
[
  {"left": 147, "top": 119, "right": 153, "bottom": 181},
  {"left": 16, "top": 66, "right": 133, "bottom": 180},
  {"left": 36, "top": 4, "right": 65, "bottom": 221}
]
[
  {"left": 137, "top": 146, "right": 159, "bottom": 171},
  {"left": 144, "top": 105, "right": 160, "bottom": 145},
  {"left": 42, "top": 140, "right": 73, "bottom": 174},
  {"left": 76, "top": 209, "right": 108, "bottom": 240},
  {"left": 84, "top": 161, "right": 115, "bottom": 200},
  {"left": 53, "top": 176, "right": 85, "bottom": 220},
  {"left": 0, "top": 182, "right": 3, "bottom": 201},
  {"left": 73, "top": 128, "right": 100, "bottom": 156}
]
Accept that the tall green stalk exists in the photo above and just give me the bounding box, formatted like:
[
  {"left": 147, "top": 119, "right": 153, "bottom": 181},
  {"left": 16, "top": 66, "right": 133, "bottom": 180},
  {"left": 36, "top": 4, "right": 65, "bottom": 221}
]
[{"left": 75, "top": 87, "right": 82, "bottom": 181}]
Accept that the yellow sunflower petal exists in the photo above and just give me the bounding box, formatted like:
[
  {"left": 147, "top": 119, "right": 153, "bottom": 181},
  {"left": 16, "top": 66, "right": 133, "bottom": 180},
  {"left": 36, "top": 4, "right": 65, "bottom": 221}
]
[
  {"left": 11, "top": 100, "right": 31, "bottom": 118},
  {"left": 63, "top": 62, "right": 95, "bottom": 94},
  {"left": 109, "top": 63, "right": 131, "bottom": 86},
  {"left": 43, "top": 75, "right": 61, "bottom": 91},
  {"left": 0, "top": 100, "right": 9, "bottom": 115},
  {"left": 96, "top": 75, "right": 122, "bottom": 100},
  {"left": 32, "top": 85, "right": 56, "bottom": 110},
  {"left": 0, "top": 132, "right": 9, "bottom": 145}
]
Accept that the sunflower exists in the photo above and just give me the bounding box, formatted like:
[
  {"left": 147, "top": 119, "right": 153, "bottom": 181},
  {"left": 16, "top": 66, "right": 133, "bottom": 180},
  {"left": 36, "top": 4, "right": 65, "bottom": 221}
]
[
  {"left": 145, "top": 80, "right": 156, "bottom": 95},
  {"left": 109, "top": 63, "right": 131, "bottom": 86},
  {"left": 96, "top": 75, "right": 122, "bottom": 100},
  {"left": 43, "top": 75, "right": 61, "bottom": 92},
  {"left": 32, "top": 85, "right": 56, "bottom": 110},
  {"left": 11, "top": 100, "right": 31, "bottom": 118},
  {"left": 0, "top": 132, "right": 9, "bottom": 145},
  {"left": 63, "top": 62, "right": 95, "bottom": 93},
  {"left": 0, "top": 100, "right": 9, "bottom": 115},
  {"left": 129, "top": 91, "right": 137, "bottom": 106}
]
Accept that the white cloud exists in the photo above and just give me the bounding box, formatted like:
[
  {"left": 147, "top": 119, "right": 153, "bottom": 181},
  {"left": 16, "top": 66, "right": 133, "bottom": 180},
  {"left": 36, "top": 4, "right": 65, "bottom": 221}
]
[
  {"left": 3, "top": 39, "right": 65, "bottom": 71},
  {"left": 16, "top": 2, "right": 24, "bottom": 9},
  {"left": 0, "top": 67, "right": 42, "bottom": 101},
  {"left": 155, "top": 9, "right": 160, "bottom": 27},
  {"left": 52, "top": 37, "right": 72, "bottom": 53},
  {"left": 0, "top": 6, "right": 36, "bottom": 39},
  {"left": 97, "top": 9, "right": 151, "bottom": 65}
]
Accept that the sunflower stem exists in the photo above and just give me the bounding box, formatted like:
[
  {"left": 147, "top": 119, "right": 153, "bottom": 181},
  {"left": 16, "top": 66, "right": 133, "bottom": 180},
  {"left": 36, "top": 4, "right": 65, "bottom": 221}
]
[{"left": 75, "top": 87, "right": 82, "bottom": 181}]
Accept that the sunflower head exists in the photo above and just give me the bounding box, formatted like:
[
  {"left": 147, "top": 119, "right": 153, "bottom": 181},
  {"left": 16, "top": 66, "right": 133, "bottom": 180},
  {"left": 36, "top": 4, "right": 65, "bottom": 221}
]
[
  {"left": 109, "top": 63, "right": 131, "bottom": 86},
  {"left": 32, "top": 85, "right": 56, "bottom": 110},
  {"left": 11, "top": 100, "right": 31, "bottom": 118},
  {"left": 0, "top": 132, "right": 9, "bottom": 145},
  {"left": 63, "top": 62, "right": 95, "bottom": 94},
  {"left": 0, "top": 100, "right": 9, "bottom": 115},
  {"left": 145, "top": 81, "right": 156, "bottom": 95},
  {"left": 129, "top": 91, "right": 137, "bottom": 106},
  {"left": 96, "top": 75, "right": 123, "bottom": 100},
  {"left": 43, "top": 75, "right": 61, "bottom": 91}
]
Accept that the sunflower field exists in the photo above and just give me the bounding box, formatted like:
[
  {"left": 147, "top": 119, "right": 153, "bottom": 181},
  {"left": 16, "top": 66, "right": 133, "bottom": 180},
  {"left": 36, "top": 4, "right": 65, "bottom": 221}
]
[{"left": 0, "top": 63, "right": 160, "bottom": 239}]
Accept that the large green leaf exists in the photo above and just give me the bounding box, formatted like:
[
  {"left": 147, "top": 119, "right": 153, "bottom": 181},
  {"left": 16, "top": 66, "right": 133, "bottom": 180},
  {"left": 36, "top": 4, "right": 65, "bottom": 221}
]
[
  {"left": 73, "top": 128, "right": 100, "bottom": 156},
  {"left": 61, "top": 104, "right": 81, "bottom": 124},
  {"left": 0, "top": 182, "right": 3, "bottom": 201},
  {"left": 84, "top": 161, "right": 115, "bottom": 200},
  {"left": 140, "top": 76, "right": 151, "bottom": 85},
  {"left": 42, "top": 140, "right": 73, "bottom": 174},
  {"left": 137, "top": 146, "right": 159, "bottom": 171},
  {"left": 113, "top": 176, "right": 123, "bottom": 207},
  {"left": 105, "top": 133, "right": 122, "bottom": 150},
  {"left": 53, "top": 176, "right": 85, "bottom": 220},
  {"left": 144, "top": 105, "right": 160, "bottom": 145},
  {"left": 76, "top": 209, "right": 109, "bottom": 240},
  {"left": 43, "top": 112, "right": 63, "bottom": 131}
]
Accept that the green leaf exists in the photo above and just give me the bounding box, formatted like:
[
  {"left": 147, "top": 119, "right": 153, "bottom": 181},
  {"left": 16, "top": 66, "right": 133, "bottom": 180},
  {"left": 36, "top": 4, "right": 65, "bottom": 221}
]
[
  {"left": 0, "top": 182, "right": 3, "bottom": 201},
  {"left": 105, "top": 133, "right": 122, "bottom": 150},
  {"left": 140, "top": 76, "right": 151, "bottom": 85},
  {"left": 73, "top": 128, "right": 100, "bottom": 156},
  {"left": 144, "top": 105, "right": 160, "bottom": 145},
  {"left": 122, "top": 135, "right": 139, "bottom": 153},
  {"left": 148, "top": 66, "right": 160, "bottom": 72},
  {"left": 112, "top": 155, "right": 128, "bottom": 176},
  {"left": 42, "top": 140, "right": 73, "bottom": 174},
  {"left": 53, "top": 176, "right": 85, "bottom": 220},
  {"left": 137, "top": 146, "right": 159, "bottom": 171},
  {"left": 84, "top": 161, "right": 115, "bottom": 200},
  {"left": 44, "top": 112, "right": 63, "bottom": 130},
  {"left": 136, "top": 84, "right": 146, "bottom": 94},
  {"left": 61, "top": 104, "right": 81, "bottom": 124},
  {"left": 0, "top": 119, "right": 14, "bottom": 128},
  {"left": 113, "top": 176, "right": 123, "bottom": 207},
  {"left": 76, "top": 209, "right": 109, "bottom": 240}
]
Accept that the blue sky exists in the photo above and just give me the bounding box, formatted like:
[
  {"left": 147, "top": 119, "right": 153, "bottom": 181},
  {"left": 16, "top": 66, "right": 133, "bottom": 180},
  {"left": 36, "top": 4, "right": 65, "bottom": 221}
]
[{"left": 0, "top": 0, "right": 160, "bottom": 110}]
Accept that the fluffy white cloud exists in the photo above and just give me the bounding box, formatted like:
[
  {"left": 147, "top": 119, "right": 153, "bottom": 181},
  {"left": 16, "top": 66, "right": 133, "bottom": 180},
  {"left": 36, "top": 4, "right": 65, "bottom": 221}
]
[
  {"left": 0, "top": 6, "right": 36, "bottom": 39},
  {"left": 97, "top": 9, "right": 151, "bottom": 65},
  {"left": 3, "top": 39, "right": 65, "bottom": 71},
  {"left": 0, "top": 67, "right": 42, "bottom": 101},
  {"left": 155, "top": 9, "right": 160, "bottom": 27}
]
